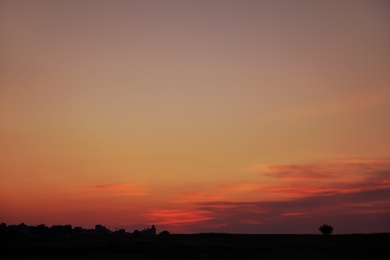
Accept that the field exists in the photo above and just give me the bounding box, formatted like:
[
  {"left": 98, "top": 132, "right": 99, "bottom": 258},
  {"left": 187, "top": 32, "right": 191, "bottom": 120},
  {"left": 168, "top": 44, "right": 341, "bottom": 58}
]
[{"left": 1, "top": 233, "right": 389, "bottom": 259}]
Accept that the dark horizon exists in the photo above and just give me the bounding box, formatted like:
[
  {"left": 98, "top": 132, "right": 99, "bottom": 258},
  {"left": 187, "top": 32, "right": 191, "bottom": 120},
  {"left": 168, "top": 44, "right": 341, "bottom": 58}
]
[
  {"left": 2, "top": 226, "right": 389, "bottom": 260},
  {"left": 2, "top": 222, "right": 389, "bottom": 236}
]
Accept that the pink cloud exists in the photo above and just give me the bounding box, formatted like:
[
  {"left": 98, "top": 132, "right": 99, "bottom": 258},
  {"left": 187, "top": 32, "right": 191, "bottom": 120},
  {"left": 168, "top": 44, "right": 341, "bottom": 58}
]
[
  {"left": 85, "top": 183, "right": 132, "bottom": 190},
  {"left": 253, "top": 158, "right": 390, "bottom": 188},
  {"left": 193, "top": 187, "right": 390, "bottom": 233},
  {"left": 219, "top": 182, "right": 264, "bottom": 192},
  {"left": 264, "top": 185, "right": 362, "bottom": 196},
  {"left": 173, "top": 192, "right": 224, "bottom": 202},
  {"left": 69, "top": 158, "right": 389, "bottom": 234},
  {"left": 282, "top": 212, "right": 307, "bottom": 217},
  {"left": 218, "top": 158, "right": 390, "bottom": 203},
  {"left": 164, "top": 158, "right": 390, "bottom": 233},
  {"left": 272, "top": 88, "right": 390, "bottom": 120},
  {"left": 82, "top": 183, "right": 149, "bottom": 196},
  {"left": 144, "top": 209, "right": 213, "bottom": 226}
]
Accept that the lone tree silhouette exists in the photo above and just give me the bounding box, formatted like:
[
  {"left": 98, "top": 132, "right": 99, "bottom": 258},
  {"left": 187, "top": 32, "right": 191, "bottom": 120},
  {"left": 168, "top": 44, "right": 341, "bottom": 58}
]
[
  {"left": 159, "top": 230, "right": 170, "bottom": 236},
  {"left": 319, "top": 224, "right": 334, "bottom": 235}
]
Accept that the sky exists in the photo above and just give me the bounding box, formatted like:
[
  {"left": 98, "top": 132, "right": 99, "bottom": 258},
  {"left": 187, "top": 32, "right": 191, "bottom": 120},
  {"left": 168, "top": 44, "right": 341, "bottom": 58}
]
[{"left": 0, "top": 0, "right": 389, "bottom": 234}]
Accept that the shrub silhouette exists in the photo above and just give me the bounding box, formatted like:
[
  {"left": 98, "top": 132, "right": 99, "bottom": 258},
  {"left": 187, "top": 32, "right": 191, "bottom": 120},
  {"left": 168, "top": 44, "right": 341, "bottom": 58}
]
[
  {"left": 319, "top": 224, "right": 334, "bottom": 235},
  {"left": 159, "top": 230, "right": 170, "bottom": 236}
]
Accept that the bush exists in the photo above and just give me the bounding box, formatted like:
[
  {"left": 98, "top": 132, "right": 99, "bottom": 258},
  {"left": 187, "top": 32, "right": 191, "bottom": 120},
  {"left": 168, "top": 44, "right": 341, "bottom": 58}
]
[
  {"left": 159, "top": 230, "right": 170, "bottom": 236},
  {"left": 319, "top": 224, "right": 334, "bottom": 235}
]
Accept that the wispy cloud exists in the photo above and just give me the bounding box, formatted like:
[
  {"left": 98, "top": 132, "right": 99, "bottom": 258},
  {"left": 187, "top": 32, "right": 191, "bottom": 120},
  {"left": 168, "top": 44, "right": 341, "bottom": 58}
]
[
  {"left": 82, "top": 183, "right": 149, "bottom": 196},
  {"left": 173, "top": 192, "right": 224, "bottom": 203},
  {"left": 199, "top": 188, "right": 390, "bottom": 218},
  {"left": 144, "top": 209, "right": 213, "bottom": 225},
  {"left": 271, "top": 88, "right": 390, "bottom": 120},
  {"left": 251, "top": 158, "right": 390, "bottom": 191},
  {"left": 153, "top": 157, "right": 390, "bottom": 233},
  {"left": 195, "top": 187, "right": 390, "bottom": 233},
  {"left": 219, "top": 182, "right": 263, "bottom": 192},
  {"left": 86, "top": 183, "right": 131, "bottom": 191}
]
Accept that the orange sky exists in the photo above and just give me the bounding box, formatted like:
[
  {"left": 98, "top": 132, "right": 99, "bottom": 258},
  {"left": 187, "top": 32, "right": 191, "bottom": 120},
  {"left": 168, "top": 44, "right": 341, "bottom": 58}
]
[{"left": 1, "top": 0, "right": 390, "bottom": 234}]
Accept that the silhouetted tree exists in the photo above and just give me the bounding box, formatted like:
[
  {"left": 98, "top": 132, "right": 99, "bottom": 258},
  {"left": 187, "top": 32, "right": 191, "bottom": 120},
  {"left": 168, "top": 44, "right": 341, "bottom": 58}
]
[
  {"left": 30, "top": 224, "right": 49, "bottom": 236},
  {"left": 50, "top": 225, "right": 72, "bottom": 236},
  {"left": 114, "top": 229, "right": 126, "bottom": 236},
  {"left": 319, "top": 224, "right": 334, "bottom": 235},
  {"left": 159, "top": 230, "right": 170, "bottom": 236},
  {"left": 0, "top": 223, "right": 7, "bottom": 237},
  {"left": 133, "top": 229, "right": 141, "bottom": 236},
  {"left": 140, "top": 225, "right": 156, "bottom": 236}
]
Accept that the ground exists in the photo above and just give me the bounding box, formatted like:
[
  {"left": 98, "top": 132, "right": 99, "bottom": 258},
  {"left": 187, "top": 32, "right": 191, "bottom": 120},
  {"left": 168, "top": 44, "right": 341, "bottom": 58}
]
[{"left": 1, "top": 233, "right": 389, "bottom": 259}]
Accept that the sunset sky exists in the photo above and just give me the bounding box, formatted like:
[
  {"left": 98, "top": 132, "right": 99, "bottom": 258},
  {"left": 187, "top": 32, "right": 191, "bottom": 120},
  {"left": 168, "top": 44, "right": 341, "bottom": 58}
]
[{"left": 1, "top": 0, "right": 389, "bottom": 234}]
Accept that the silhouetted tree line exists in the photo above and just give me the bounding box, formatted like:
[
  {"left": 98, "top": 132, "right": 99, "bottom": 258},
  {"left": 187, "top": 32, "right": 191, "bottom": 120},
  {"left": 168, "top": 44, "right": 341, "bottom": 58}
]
[{"left": 0, "top": 222, "right": 169, "bottom": 238}]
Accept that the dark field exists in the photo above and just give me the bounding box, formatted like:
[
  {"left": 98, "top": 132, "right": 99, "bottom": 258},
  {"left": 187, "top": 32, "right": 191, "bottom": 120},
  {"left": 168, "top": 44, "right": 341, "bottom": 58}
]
[{"left": 1, "top": 233, "right": 389, "bottom": 260}]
